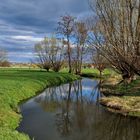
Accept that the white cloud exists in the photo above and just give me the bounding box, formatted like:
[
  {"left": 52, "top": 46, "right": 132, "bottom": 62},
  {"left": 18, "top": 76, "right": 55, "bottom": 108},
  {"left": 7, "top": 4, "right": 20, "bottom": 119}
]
[
  {"left": 8, "top": 52, "right": 35, "bottom": 57},
  {"left": 11, "top": 35, "right": 43, "bottom": 42}
]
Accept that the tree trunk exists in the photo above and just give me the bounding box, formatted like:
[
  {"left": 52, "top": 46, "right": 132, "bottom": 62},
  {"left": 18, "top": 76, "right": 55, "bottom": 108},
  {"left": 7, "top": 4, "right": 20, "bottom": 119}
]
[
  {"left": 67, "top": 38, "right": 72, "bottom": 73},
  {"left": 122, "top": 72, "right": 134, "bottom": 84},
  {"left": 99, "top": 70, "right": 102, "bottom": 78}
]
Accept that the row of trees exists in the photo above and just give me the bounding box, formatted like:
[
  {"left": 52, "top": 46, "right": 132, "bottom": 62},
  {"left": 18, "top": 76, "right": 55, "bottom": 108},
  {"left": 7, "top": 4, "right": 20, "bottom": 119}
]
[
  {"left": 35, "top": 0, "right": 140, "bottom": 83},
  {"left": 35, "top": 16, "right": 89, "bottom": 74}
]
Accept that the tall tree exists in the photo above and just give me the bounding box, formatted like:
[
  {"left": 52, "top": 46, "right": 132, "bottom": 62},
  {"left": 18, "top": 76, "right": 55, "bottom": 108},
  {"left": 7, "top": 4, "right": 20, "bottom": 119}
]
[
  {"left": 57, "top": 15, "right": 75, "bottom": 73},
  {"left": 73, "top": 21, "right": 88, "bottom": 74}
]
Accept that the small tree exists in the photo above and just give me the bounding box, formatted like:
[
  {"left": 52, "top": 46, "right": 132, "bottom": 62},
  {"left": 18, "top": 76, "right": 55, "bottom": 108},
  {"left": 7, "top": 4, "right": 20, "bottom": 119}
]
[
  {"left": 0, "top": 60, "right": 11, "bottom": 67},
  {"left": 35, "top": 37, "right": 51, "bottom": 71},
  {"left": 35, "top": 36, "right": 65, "bottom": 72},
  {"left": 92, "top": 51, "right": 107, "bottom": 77},
  {"left": 0, "top": 49, "right": 10, "bottom": 67},
  {"left": 49, "top": 37, "right": 65, "bottom": 72},
  {"left": 0, "top": 49, "right": 7, "bottom": 62}
]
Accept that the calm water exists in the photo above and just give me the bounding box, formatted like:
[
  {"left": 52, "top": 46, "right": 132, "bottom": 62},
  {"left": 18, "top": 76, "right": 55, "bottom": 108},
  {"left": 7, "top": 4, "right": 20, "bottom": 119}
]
[{"left": 17, "top": 78, "right": 140, "bottom": 140}]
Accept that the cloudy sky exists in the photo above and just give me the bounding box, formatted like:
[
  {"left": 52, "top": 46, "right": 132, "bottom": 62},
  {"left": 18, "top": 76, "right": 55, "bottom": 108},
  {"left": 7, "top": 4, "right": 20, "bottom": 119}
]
[{"left": 0, "top": 0, "right": 92, "bottom": 62}]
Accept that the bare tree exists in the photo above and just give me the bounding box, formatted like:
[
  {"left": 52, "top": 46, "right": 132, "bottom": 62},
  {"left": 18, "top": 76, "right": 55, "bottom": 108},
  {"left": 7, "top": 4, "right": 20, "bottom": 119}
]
[
  {"left": 0, "top": 61, "right": 11, "bottom": 67},
  {"left": 0, "top": 49, "right": 10, "bottom": 67},
  {"left": 89, "top": 0, "right": 140, "bottom": 83},
  {"left": 0, "top": 49, "right": 7, "bottom": 62},
  {"left": 57, "top": 15, "right": 75, "bottom": 73},
  {"left": 35, "top": 37, "right": 52, "bottom": 71},
  {"left": 92, "top": 51, "right": 107, "bottom": 77},
  {"left": 35, "top": 36, "right": 65, "bottom": 72},
  {"left": 73, "top": 21, "right": 88, "bottom": 74},
  {"left": 49, "top": 37, "right": 65, "bottom": 72}
]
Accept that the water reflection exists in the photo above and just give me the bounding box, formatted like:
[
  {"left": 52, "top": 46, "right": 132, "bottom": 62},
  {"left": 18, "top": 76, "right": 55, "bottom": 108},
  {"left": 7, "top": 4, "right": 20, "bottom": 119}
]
[{"left": 17, "top": 78, "right": 140, "bottom": 140}]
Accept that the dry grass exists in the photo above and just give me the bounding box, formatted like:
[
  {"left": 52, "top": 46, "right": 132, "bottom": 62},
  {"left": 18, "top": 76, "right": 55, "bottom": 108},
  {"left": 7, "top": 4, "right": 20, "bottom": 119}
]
[{"left": 100, "top": 78, "right": 140, "bottom": 117}]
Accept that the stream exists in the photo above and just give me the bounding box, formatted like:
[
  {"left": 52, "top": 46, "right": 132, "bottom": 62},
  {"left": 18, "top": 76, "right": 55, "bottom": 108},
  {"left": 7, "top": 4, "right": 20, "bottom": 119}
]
[{"left": 17, "top": 78, "right": 140, "bottom": 140}]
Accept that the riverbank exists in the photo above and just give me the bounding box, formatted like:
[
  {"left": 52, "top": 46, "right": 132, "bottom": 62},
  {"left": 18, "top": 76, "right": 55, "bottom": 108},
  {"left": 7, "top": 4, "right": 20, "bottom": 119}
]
[
  {"left": 62, "top": 68, "right": 114, "bottom": 78},
  {"left": 0, "top": 69, "right": 79, "bottom": 140},
  {"left": 100, "top": 78, "right": 140, "bottom": 117},
  {"left": 81, "top": 68, "right": 114, "bottom": 78}
]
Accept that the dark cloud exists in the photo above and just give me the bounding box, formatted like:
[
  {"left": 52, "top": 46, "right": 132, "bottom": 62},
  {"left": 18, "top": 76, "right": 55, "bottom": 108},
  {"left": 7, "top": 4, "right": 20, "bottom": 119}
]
[{"left": 0, "top": 0, "right": 92, "bottom": 62}]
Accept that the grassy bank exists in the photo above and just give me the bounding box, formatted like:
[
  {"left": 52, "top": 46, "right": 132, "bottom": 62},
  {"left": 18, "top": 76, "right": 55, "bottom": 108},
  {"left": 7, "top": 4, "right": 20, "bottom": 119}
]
[
  {"left": 81, "top": 68, "right": 114, "bottom": 78},
  {"left": 62, "top": 68, "right": 114, "bottom": 78},
  {"left": 0, "top": 69, "right": 78, "bottom": 140},
  {"left": 100, "top": 78, "right": 140, "bottom": 117}
]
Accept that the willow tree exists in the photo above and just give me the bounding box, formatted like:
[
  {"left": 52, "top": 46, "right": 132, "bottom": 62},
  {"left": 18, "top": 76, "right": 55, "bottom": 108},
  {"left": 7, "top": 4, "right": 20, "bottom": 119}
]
[
  {"left": 89, "top": 0, "right": 140, "bottom": 82},
  {"left": 48, "top": 37, "right": 65, "bottom": 72},
  {"left": 35, "top": 37, "right": 52, "bottom": 71},
  {"left": 35, "top": 37, "right": 65, "bottom": 72}
]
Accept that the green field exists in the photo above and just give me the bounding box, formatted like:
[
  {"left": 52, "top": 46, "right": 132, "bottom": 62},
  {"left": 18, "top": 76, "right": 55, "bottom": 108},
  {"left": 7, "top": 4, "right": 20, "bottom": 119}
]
[{"left": 0, "top": 69, "right": 78, "bottom": 140}]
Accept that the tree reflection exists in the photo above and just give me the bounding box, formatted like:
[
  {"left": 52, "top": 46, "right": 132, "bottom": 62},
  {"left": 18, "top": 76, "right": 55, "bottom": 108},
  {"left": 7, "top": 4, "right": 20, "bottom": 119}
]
[
  {"left": 34, "top": 78, "right": 140, "bottom": 140},
  {"left": 90, "top": 113, "right": 140, "bottom": 140},
  {"left": 73, "top": 80, "right": 86, "bottom": 130},
  {"left": 55, "top": 83, "right": 72, "bottom": 136},
  {"left": 55, "top": 79, "right": 101, "bottom": 135},
  {"left": 34, "top": 86, "right": 66, "bottom": 112}
]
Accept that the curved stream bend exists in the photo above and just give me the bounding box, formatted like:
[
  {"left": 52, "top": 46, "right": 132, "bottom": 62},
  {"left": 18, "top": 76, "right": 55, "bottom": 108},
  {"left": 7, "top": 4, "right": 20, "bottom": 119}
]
[{"left": 17, "top": 78, "right": 140, "bottom": 140}]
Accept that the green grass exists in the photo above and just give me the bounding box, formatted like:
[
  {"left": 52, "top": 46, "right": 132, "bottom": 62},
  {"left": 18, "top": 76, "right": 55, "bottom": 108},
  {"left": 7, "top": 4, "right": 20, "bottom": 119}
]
[
  {"left": 81, "top": 68, "right": 113, "bottom": 78},
  {"left": 0, "top": 69, "right": 79, "bottom": 140},
  {"left": 61, "top": 68, "right": 118, "bottom": 78},
  {"left": 61, "top": 68, "right": 114, "bottom": 78}
]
